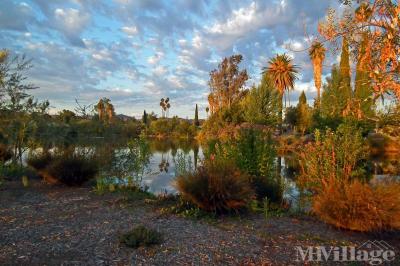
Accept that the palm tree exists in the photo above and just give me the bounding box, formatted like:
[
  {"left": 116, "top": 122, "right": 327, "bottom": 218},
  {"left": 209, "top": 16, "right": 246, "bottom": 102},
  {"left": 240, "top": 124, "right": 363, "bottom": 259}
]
[
  {"left": 309, "top": 41, "right": 326, "bottom": 106},
  {"left": 96, "top": 99, "right": 105, "bottom": 121},
  {"left": 160, "top": 98, "right": 165, "bottom": 118},
  {"left": 263, "top": 54, "right": 299, "bottom": 133},
  {"left": 105, "top": 101, "right": 114, "bottom": 121}
]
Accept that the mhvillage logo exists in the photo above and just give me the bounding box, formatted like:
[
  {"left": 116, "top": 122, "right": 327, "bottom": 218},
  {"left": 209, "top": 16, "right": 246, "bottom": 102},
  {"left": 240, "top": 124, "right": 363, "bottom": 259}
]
[{"left": 295, "top": 240, "right": 396, "bottom": 265}]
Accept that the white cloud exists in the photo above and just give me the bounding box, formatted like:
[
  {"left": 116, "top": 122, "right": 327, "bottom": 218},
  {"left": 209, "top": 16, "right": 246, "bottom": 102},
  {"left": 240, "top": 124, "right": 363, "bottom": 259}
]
[
  {"left": 121, "top": 26, "right": 138, "bottom": 36},
  {"left": 147, "top": 52, "right": 164, "bottom": 65}
]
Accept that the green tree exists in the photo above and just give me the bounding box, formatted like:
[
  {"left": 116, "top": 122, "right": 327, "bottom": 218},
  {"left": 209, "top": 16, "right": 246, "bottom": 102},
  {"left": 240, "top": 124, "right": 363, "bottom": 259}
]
[
  {"left": 296, "top": 91, "right": 312, "bottom": 135},
  {"left": 284, "top": 106, "right": 298, "bottom": 131},
  {"left": 208, "top": 54, "right": 248, "bottom": 110},
  {"left": 58, "top": 109, "right": 76, "bottom": 124},
  {"left": 242, "top": 74, "right": 280, "bottom": 126},
  {"left": 194, "top": 104, "right": 199, "bottom": 126},
  {"left": 0, "top": 51, "right": 49, "bottom": 163},
  {"left": 338, "top": 37, "right": 352, "bottom": 107},
  {"left": 263, "top": 54, "right": 299, "bottom": 133},
  {"left": 142, "top": 110, "right": 148, "bottom": 126},
  {"left": 354, "top": 33, "right": 374, "bottom": 117}
]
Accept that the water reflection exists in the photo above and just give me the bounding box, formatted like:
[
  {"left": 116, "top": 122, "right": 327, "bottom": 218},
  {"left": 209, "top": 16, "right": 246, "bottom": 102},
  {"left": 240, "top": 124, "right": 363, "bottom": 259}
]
[{"left": 24, "top": 135, "right": 400, "bottom": 196}]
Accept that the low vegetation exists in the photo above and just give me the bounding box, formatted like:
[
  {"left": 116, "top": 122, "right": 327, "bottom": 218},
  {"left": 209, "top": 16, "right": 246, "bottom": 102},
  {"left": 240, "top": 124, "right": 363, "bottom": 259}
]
[
  {"left": 175, "top": 158, "right": 254, "bottom": 214},
  {"left": 313, "top": 178, "right": 400, "bottom": 232},
  {"left": 119, "top": 226, "right": 163, "bottom": 248},
  {"left": 28, "top": 154, "right": 98, "bottom": 186}
]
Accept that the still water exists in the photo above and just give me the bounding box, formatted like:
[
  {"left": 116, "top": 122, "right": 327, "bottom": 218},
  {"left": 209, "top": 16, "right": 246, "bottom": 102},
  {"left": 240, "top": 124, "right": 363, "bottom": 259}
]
[{"left": 26, "top": 136, "right": 399, "bottom": 197}]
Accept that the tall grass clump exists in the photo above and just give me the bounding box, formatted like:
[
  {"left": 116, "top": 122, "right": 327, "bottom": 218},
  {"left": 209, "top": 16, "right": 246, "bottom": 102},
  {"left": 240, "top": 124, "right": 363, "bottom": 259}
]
[
  {"left": 298, "top": 122, "right": 400, "bottom": 232},
  {"left": 313, "top": 178, "right": 400, "bottom": 232},
  {"left": 28, "top": 153, "right": 98, "bottom": 186},
  {"left": 175, "top": 158, "right": 254, "bottom": 214}
]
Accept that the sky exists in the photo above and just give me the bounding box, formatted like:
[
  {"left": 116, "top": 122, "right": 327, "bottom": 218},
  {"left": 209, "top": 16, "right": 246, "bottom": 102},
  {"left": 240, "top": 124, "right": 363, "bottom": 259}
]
[{"left": 0, "top": 0, "right": 342, "bottom": 118}]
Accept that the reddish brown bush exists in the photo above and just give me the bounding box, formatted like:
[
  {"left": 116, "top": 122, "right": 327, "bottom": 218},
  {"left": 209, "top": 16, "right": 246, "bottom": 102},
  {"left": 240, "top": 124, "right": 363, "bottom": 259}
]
[
  {"left": 313, "top": 178, "right": 400, "bottom": 232},
  {"left": 175, "top": 159, "right": 254, "bottom": 213}
]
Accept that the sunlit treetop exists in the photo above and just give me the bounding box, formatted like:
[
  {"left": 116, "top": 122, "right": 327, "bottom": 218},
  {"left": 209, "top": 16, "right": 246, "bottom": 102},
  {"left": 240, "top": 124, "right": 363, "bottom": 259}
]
[{"left": 318, "top": 0, "right": 400, "bottom": 101}]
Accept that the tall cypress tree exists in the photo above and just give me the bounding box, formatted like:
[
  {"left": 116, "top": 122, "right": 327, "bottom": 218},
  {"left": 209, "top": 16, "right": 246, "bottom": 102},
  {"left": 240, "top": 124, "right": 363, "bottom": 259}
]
[
  {"left": 296, "top": 91, "right": 311, "bottom": 135},
  {"left": 142, "top": 110, "right": 148, "bottom": 126},
  {"left": 339, "top": 37, "right": 353, "bottom": 107},
  {"left": 355, "top": 33, "right": 374, "bottom": 116},
  {"left": 194, "top": 104, "right": 199, "bottom": 126}
]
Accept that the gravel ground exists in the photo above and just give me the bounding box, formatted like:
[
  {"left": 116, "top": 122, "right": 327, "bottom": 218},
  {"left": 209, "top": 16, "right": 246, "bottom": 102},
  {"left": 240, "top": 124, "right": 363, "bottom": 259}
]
[{"left": 1, "top": 180, "right": 399, "bottom": 265}]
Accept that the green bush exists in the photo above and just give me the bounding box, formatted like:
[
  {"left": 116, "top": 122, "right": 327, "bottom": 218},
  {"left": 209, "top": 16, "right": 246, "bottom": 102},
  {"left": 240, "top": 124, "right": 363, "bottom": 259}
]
[
  {"left": 119, "top": 226, "right": 162, "bottom": 248},
  {"left": 205, "top": 128, "right": 283, "bottom": 202},
  {"left": 297, "top": 122, "right": 369, "bottom": 193},
  {"left": 0, "top": 163, "right": 37, "bottom": 180},
  {"left": 175, "top": 158, "right": 254, "bottom": 213}
]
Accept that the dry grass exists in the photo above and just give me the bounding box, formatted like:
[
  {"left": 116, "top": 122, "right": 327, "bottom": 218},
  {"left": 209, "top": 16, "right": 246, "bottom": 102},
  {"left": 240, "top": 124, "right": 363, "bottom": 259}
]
[
  {"left": 313, "top": 178, "right": 400, "bottom": 232},
  {"left": 175, "top": 159, "right": 254, "bottom": 213}
]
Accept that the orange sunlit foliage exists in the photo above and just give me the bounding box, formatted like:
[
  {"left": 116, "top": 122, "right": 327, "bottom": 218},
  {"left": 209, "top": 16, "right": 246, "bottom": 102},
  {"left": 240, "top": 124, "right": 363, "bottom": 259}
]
[{"left": 318, "top": 0, "right": 400, "bottom": 101}]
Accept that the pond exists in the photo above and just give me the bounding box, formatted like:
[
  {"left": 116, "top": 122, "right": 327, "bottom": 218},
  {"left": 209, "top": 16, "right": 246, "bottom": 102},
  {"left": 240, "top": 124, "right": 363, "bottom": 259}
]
[{"left": 23, "top": 136, "right": 400, "bottom": 199}]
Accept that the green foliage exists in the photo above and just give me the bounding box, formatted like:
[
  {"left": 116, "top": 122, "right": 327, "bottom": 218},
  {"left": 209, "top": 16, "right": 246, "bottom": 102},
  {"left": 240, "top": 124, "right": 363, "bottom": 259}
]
[
  {"left": 173, "top": 151, "right": 194, "bottom": 178},
  {"left": 199, "top": 103, "right": 244, "bottom": 141},
  {"left": 142, "top": 110, "right": 148, "bottom": 126},
  {"left": 0, "top": 162, "right": 37, "bottom": 180},
  {"left": 119, "top": 226, "right": 163, "bottom": 248},
  {"left": 148, "top": 117, "right": 197, "bottom": 138},
  {"left": 160, "top": 197, "right": 215, "bottom": 220},
  {"left": 175, "top": 158, "right": 254, "bottom": 213},
  {"left": 106, "top": 137, "right": 151, "bottom": 187},
  {"left": 284, "top": 106, "right": 298, "bottom": 130},
  {"left": 339, "top": 38, "right": 352, "bottom": 101},
  {"left": 242, "top": 75, "right": 280, "bottom": 126},
  {"left": 205, "top": 128, "right": 283, "bottom": 203},
  {"left": 354, "top": 33, "right": 374, "bottom": 117},
  {"left": 296, "top": 91, "right": 312, "bottom": 135},
  {"left": 298, "top": 121, "right": 370, "bottom": 193}
]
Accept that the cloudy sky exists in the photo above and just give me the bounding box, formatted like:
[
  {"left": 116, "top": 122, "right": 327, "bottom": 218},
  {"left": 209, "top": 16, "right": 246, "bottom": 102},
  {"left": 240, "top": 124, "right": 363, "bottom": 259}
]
[{"left": 1, "top": 0, "right": 341, "bottom": 118}]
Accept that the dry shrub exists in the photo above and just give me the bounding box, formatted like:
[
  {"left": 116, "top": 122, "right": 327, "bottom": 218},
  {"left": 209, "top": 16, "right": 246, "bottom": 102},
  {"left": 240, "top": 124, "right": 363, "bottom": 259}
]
[
  {"left": 175, "top": 159, "right": 254, "bottom": 213},
  {"left": 0, "top": 144, "right": 12, "bottom": 162},
  {"left": 313, "top": 178, "right": 400, "bottom": 232},
  {"left": 28, "top": 153, "right": 98, "bottom": 186}
]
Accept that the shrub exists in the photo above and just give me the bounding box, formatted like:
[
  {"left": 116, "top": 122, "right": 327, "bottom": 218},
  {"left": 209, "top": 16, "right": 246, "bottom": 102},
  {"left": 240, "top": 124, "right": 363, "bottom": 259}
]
[
  {"left": 175, "top": 159, "right": 254, "bottom": 213},
  {"left": 313, "top": 179, "right": 400, "bottom": 232},
  {"left": 28, "top": 153, "right": 98, "bottom": 186},
  {"left": 27, "top": 153, "right": 53, "bottom": 170},
  {"left": 0, "top": 144, "right": 12, "bottom": 162},
  {"left": 45, "top": 155, "right": 98, "bottom": 186},
  {"left": 205, "top": 128, "right": 282, "bottom": 202},
  {"left": 119, "top": 226, "right": 162, "bottom": 248},
  {"left": 297, "top": 123, "right": 369, "bottom": 193}
]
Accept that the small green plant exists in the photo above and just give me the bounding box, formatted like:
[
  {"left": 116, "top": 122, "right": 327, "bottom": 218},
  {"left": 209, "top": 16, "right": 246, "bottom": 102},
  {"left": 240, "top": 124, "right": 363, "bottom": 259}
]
[
  {"left": 160, "top": 197, "right": 215, "bottom": 220},
  {"left": 119, "top": 226, "right": 162, "bottom": 248}
]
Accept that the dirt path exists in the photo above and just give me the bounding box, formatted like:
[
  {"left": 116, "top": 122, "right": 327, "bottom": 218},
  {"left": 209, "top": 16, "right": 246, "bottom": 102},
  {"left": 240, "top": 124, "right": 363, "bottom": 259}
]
[{"left": 1, "top": 180, "right": 399, "bottom": 265}]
